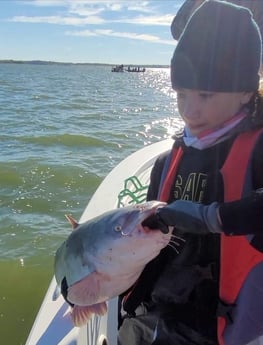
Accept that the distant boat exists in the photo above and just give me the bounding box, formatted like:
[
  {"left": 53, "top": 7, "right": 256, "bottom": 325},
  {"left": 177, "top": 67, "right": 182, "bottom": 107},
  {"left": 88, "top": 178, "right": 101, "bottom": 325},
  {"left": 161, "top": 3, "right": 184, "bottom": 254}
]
[
  {"left": 126, "top": 66, "right": 146, "bottom": 73},
  {"left": 111, "top": 64, "right": 124, "bottom": 72},
  {"left": 111, "top": 65, "right": 146, "bottom": 73}
]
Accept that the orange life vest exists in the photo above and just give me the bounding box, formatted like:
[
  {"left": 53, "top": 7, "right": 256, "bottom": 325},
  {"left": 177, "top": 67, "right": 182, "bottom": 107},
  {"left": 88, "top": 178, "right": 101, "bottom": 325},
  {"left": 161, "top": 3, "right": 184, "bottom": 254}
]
[
  {"left": 218, "top": 129, "right": 263, "bottom": 344},
  {"left": 158, "top": 129, "right": 263, "bottom": 344}
]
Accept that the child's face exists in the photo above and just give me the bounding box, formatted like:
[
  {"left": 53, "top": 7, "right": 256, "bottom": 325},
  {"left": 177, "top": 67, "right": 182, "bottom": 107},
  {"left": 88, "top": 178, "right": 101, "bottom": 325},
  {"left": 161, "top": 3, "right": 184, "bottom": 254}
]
[{"left": 175, "top": 88, "right": 253, "bottom": 136}]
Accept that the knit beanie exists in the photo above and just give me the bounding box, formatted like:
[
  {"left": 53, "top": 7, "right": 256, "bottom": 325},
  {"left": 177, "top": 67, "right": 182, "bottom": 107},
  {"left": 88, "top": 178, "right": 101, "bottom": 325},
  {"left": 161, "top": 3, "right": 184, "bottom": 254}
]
[{"left": 171, "top": 0, "right": 262, "bottom": 92}]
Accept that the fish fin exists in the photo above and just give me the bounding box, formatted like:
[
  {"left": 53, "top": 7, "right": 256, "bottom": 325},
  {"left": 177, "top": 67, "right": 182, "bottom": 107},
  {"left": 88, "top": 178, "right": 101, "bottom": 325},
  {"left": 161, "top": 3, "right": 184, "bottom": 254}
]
[
  {"left": 67, "top": 272, "right": 101, "bottom": 305},
  {"left": 71, "top": 302, "right": 107, "bottom": 327},
  {"left": 65, "top": 214, "right": 79, "bottom": 229},
  {"left": 90, "top": 301, "right": 108, "bottom": 315},
  {"left": 71, "top": 305, "right": 92, "bottom": 327}
]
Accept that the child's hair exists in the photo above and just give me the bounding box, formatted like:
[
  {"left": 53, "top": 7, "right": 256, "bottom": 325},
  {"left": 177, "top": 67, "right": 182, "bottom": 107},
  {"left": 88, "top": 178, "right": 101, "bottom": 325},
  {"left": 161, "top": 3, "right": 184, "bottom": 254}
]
[{"left": 248, "top": 85, "right": 263, "bottom": 127}]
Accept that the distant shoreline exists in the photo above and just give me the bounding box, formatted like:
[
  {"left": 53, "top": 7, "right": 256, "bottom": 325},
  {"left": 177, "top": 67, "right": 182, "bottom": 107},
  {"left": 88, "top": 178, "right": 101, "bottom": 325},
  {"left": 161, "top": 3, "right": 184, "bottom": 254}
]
[{"left": 0, "top": 59, "right": 169, "bottom": 68}]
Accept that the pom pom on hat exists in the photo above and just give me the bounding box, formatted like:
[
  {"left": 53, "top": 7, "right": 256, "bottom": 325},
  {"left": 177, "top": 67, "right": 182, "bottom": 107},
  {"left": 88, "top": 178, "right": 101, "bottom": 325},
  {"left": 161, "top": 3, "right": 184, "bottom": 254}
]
[{"left": 171, "top": 0, "right": 262, "bottom": 92}]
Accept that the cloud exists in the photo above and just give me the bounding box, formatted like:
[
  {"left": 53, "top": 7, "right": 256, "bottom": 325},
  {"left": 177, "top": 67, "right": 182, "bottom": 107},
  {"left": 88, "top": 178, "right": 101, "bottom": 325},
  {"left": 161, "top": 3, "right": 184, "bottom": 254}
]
[
  {"left": 7, "top": 0, "right": 176, "bottom": 46},
  {"left": 10, "top": 0, "right": 173, "bottom": 27},
  {"left": 66, "top": 28, "right": 174, "bottom": 45},
  {"left": 117, "top": 14, "right": 173, "bottom": 26},
  {"left": 10, "top": 13, "right": 173, "bottom": 27},
  {"left": 28, "top": 0, "right": 154, "bottom": 12},
  {"left": 10, "top": 15, "right": 105, "bottom": 26},
  {"left": 21, "top": 0, "right": 68, "bottom": 6}
]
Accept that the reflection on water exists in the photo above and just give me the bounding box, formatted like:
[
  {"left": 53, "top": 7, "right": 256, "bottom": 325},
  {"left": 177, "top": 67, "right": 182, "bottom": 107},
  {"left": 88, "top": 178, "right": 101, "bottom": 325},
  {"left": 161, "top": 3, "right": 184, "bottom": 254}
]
[{"left": 0, "top": 64, "right": 182, "bottom": 343}]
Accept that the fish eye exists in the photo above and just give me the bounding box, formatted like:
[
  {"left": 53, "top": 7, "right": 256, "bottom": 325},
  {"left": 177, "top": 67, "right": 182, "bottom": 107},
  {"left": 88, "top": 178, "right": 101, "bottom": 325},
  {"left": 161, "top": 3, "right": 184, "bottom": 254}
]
[{"left": 114, "top": 225, "right": 122, "bottom": 232}]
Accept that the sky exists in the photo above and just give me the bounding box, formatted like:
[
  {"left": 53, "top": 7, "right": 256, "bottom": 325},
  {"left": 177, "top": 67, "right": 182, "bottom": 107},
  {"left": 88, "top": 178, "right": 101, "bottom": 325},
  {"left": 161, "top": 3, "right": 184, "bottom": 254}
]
[{"left": 0, "top": 0, "right": 184, "bottom": 65}]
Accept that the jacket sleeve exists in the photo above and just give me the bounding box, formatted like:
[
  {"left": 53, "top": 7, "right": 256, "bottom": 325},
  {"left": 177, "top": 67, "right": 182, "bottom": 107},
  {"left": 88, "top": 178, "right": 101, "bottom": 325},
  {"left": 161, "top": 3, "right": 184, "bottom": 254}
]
[{"left": 219, "top": 190, "right": 263, "bottom": 235}]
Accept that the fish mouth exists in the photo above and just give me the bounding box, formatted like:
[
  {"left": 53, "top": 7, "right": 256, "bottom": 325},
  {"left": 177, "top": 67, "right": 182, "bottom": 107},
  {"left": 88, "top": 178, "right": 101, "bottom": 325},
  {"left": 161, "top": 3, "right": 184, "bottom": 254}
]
[
  {"left": 60, "top": 276, "right": 74, "bottom": 307},
  {"left": 119, "top": 202, "right": 166, "bottom": 236},
  {"left": 141, "top": 204, "right": 169, "bottom": 234}
]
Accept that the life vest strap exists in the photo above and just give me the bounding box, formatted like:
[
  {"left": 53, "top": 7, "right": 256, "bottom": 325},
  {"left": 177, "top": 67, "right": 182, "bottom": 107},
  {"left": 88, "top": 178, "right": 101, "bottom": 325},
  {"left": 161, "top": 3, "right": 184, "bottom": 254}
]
[
  {"left": 158, "top": 146, "right": 184, "bottom": 201},
  {"left": 218, "top": 128, "right": 263, "bottom": 345}
]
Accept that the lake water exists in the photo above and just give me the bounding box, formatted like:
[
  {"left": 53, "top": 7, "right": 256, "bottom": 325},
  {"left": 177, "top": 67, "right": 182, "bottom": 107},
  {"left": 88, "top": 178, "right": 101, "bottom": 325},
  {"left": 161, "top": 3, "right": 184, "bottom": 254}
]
[{"left": 0, "top": 63, "right": 182, "bottom": 344}]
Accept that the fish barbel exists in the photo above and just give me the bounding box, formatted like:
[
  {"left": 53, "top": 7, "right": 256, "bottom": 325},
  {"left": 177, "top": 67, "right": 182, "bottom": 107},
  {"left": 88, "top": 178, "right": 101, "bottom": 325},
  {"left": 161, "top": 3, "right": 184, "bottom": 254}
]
[{"left": 54, "top": 201, "right": 172, "bottom": 326}]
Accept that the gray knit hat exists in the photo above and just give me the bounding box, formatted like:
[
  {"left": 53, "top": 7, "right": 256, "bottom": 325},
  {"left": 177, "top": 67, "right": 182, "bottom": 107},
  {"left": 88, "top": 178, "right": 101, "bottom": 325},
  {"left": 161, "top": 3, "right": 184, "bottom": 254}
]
[{"left": 171, "top": 0, "right": 262, "bottom": 92}]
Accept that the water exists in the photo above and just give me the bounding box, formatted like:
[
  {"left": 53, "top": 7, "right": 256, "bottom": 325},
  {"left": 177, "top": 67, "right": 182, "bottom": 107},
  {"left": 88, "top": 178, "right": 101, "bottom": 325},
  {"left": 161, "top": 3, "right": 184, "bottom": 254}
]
[{"left": 0, "top": 63, "right": 182, "bottom": 344}]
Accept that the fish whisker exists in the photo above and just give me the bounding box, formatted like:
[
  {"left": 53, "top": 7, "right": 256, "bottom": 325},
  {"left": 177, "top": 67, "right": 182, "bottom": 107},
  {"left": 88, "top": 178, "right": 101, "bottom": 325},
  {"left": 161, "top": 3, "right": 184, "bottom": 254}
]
[
  {"left": 171, "top": 233, "right": 186, "bottom": 242},
  {"left": 167, "top": 234, "right": 186, "bottom": 254},
  {"left": 169, "top": 239, "right": 182, "bottom": 247},
  {"left": 167, "top": 243, "right": 180, "bottom": 254}
]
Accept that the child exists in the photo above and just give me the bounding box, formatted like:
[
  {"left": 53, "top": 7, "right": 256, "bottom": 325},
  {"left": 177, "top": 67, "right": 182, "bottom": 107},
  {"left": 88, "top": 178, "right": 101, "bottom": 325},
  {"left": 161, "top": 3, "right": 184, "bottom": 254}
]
[{"left": 118, "top": 1, "right": 263, "bottom": 345}]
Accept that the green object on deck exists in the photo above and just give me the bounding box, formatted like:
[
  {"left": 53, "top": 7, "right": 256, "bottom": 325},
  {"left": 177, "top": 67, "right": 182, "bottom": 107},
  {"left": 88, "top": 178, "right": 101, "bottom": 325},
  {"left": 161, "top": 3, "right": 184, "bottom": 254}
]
[{"left": 117, "top": 176, "right": 148, "bottom": 207}]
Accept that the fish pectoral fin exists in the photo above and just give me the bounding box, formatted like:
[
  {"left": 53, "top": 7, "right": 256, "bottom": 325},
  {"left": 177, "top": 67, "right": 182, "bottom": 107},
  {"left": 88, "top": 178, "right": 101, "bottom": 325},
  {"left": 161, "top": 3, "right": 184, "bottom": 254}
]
[
  {"left": 71, "top": 302, "right": 107, "bottom": 327},
  {"left": 67, "top": 271, "right": 102, "bottom": 305}
]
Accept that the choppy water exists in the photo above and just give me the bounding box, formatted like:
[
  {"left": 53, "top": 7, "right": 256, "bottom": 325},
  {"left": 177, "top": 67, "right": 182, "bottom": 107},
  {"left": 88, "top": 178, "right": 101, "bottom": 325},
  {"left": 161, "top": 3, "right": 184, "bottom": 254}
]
[{"left": 0, "top": 63, "right": 182, "bottom": 344}]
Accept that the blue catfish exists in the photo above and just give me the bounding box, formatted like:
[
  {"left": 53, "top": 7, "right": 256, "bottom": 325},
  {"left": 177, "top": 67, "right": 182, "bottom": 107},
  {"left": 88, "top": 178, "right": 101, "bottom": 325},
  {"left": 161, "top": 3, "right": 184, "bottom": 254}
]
[{"left": 55, "top": 201, "right": 173, "bottom": 327}]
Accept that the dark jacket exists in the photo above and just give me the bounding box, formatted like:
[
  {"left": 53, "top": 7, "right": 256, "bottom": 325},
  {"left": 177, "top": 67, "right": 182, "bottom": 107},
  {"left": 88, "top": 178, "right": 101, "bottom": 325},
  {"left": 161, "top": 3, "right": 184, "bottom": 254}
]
[{"left": 118, "top": 119, "right": 263, "bottom": 345}]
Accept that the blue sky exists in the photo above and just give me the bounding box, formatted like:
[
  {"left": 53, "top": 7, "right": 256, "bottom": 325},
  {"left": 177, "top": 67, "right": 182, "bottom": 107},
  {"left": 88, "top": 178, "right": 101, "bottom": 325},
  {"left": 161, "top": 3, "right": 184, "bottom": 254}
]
[{"left": 0, "top": 0, "right": 184, "bottom": 65}]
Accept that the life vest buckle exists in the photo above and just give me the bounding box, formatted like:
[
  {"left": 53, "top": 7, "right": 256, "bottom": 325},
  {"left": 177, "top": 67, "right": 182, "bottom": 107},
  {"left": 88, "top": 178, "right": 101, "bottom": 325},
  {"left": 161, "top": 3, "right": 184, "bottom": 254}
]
[{"left": 217, "top": 299, "right": 236, "bottom": 325}]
